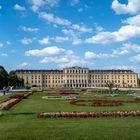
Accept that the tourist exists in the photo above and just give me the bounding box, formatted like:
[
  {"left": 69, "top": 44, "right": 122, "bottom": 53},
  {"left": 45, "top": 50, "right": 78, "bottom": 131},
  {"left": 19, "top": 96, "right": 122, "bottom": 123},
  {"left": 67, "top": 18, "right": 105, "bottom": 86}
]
[
  {"left": 3, "top": 87, "right": 6, "bottom": 95},
  {"left": 6, "top": 86, "right": 10, "bottom": 93}
]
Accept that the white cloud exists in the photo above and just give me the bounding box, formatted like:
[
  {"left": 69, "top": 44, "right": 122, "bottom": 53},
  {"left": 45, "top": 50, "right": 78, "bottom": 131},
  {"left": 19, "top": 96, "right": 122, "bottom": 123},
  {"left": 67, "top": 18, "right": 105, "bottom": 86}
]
[
  {"left": 111, "top": 43, "right": 135, "bottom": 56},
  {"left": 52, "top": 36, "right": 69, "bottom": 43},
  {"left": 62, "top": 29, "right": 76, "bottom": 37},
  {"left": 112, "top": 0, "right": 140, "bottom": 15},
  {"left": 40, "top": 56, "right": 69, "bottom": 63},
  {"left": 39, "top": 12, "right": 72, "bottom": 26},
  {"left": 85, "top": 51, "right": 96, "bottom": 59},
  {"left": 1, "top": 53, "right": 8, "bottom": 57},
  {"left": 58, "top": 56, "right": 85, "bottom": 68},
  {"left": 112, "top": 49, "right": 128, "bottom": 56},
  {"left": 124, "top": 15, "right": 140, "bottom": 26},
  {"left": 105, "top": 65, "right": 138, "bottom": 72},
  {"left": 29, "top": 0, "right": 45, "bottom": 12},
  {"left": 113, "top": 25, "right": 140, "bottom": 41},
  {"left": 29, "top": 0, "right": 45, "bottom": 7},
  {"left": 72, "top": 24, "right": 92, "bottom": 33},
  {"left": 72, "top": 38, "right": 82, "bottom": 45},
  {"left": 40, "top": 50, "right": 86, "bottom": 68},
  {"left": 20, "top": 26, "right": 39, "bottom": 32},
  {"left": 25, "top": 46, "right": 65, "bottom": 56},
  {"left": 94, "top": 24, "right": 104, "bottom": 33},
  {"left": 85, "top": 52, "right": 97, "bottom": 60},
  {"left": 70, "top": 0, "right": 80, "bottom": 6},
  {"left": 63, "top": 24, "right": 92, "bottom": 34},
  {"left": 130, "top": 54, "right": 140, "bottom": 63},
  {"left": 0, "top": 5, "right": 2, "bottom": 10},
  {"left": 17, "top": 62, "right": 30, "bottom": 68},
  {"left": 45, "top": 0, "right": 60, "bottom": 7},
  {"left": 39, "top": 36, "right": 69, "bottom": 44},
  {"left": 0, "top": 43, "right": 3, "bottom": 47},
  {"left": 38, "top": 37, "right": 49, "bottom": 45},
  {"left": 14, "top": 4, "right": 26, "bottom": 11},
  {"left": 20, "top": 37, "right": 33, "bottom": 45},
  {"left": 31, "top": 5, "right": 39, "bottom": 12},
  {"left": 85, "top": 51, "right": 114, "bottom": 60},
  {"left": 121, "top": 43, "right": 140, "bottom": 53},
  {"left": 62, "top": 29, "right": 83, "bottom": 45},
  {"left": 39, "top": 12, "right": 92, "bottom": 36},
  {"left": 58, "top": 59, "right": 85, "bottom": 68},
  {"left": 85, "top": 25, "right": 140, "bottom": 44},
  {"left": 112, "top": 43, "right": 140, "bottom": 57},
  {"left": 85, "top": 32, "right": 114, "bottom": 44},
  {"left": 29, "top": 0, "right": 60, "bottom": 12},
  {"left": 85, "top": 43, "right": 140, "bottom": 60}
]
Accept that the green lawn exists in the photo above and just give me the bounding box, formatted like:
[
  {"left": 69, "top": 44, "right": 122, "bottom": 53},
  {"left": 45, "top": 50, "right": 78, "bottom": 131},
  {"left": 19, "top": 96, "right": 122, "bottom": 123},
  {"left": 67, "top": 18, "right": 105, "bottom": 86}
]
[{"left": 0, "top": 91, "right": 140, "bottom": 140}]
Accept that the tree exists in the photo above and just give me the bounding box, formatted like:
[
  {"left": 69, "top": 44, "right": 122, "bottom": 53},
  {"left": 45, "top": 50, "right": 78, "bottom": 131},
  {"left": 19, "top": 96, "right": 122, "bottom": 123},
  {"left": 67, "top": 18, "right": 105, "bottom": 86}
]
[
  {"left": 0, "top": 66, "right": 24, "bottom": 89},
  {"left": 9, "top": 71, "right": 18, "bottom": 87},
  {"left": 0, "top": 66, "right": 8, "bottom": 89},
  {"left": 137, "top": 78, "right": 140, "bottom": 87},
  {"left": 9, "top": 71, "right": 24, "bottom": 88},
  {"left": 106, "top": 81, "right": 114, "bottom": 93}
]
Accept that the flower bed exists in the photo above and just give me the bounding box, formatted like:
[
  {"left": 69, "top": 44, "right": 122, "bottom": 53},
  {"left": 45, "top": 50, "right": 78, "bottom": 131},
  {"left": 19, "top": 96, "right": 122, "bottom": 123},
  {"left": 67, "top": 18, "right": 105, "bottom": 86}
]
[
  {"left": 92, "top": 100, "right": 123, "bottom": 106},
  {"left": 69, "top": 100, "right": 123, "bottom": 107},
  {"left": 10, "top": 94, "right": 25, "bottom": 99},
  {"left": 1, "top": 98, "right": 22, "bottom": 110},
  {"left": 37, "top": 110, "right": 140, "bottom": 118},
  {"left": 59, "top": 89, "right": 78, "bottom": 95},
  {"left": 10, "top": 93, "right": 33, "bottom": 99},
  {"left": 69, "top": 99, "right": 140, "bottom": 107},
  {"left": 0, "top": 92, "right": 33, "bottom": 110}
]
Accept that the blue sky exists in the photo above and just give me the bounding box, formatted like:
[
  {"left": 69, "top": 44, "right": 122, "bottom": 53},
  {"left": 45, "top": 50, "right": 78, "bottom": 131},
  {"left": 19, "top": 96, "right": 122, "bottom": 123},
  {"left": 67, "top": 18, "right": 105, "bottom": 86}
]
[{"left": 0, "top": 0, "right": 140, "bottom": 74}]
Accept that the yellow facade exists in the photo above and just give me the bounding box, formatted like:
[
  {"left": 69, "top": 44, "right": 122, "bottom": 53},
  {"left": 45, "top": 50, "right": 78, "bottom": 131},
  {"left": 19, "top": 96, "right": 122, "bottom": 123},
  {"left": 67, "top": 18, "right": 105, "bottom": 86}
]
[{"left": 16, "top": 66, "right": 138, "bottom": 89}]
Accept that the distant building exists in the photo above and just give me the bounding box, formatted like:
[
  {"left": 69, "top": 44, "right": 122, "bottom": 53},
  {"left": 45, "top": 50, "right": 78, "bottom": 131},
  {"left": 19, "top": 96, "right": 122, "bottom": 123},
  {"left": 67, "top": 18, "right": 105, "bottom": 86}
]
[{"left": 15, "top": 66, "right": 138, "bottom": 89}]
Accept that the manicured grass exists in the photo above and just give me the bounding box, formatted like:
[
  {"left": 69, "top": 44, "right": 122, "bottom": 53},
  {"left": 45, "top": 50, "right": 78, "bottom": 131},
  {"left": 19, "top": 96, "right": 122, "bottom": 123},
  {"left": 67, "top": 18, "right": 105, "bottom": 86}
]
[
  {"left": 0, "top": 94, "right": 10, "bottom": 102},
  {"left": 7, "top": 92, "right": 140, "bottom": 113},
  {"left": 0, "top": 115, "right": 140, "bottom": 140},
  {"left": 0, "top": 91, "right": 140, "bottom": 140}
]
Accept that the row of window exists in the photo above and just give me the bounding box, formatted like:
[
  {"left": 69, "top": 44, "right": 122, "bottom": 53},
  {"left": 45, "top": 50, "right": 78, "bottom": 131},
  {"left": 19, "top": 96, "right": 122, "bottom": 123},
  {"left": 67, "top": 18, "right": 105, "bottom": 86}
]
[
  {"left": 43, "top": 80, "right": 63, "bottom": 83},
  {"left": 65, "top": 69, "right": 88, "bottom": 74},
  {"left": 25, "top": 79, "right": 137, "bottom": 84},
  {"left": 66, "top": 75, "right": 87, "bottom": 78},
  {"left": 22, "top": 74, "right": 137, "bottom": 80},
  {"left": 67, "top": 80, "right": 87, "bottom": 84},
  {"left": 90, "top": 75, "right": 136, "bottom": 79},
  {"left": 90, "top": 80, "right": 136, "bottom": 83}
]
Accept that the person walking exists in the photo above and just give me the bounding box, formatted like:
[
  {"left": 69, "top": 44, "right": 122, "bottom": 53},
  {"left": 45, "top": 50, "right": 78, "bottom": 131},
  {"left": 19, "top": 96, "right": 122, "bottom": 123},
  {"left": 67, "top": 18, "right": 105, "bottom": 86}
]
[{"left": 3, "top": 87, "right": 6, "bottom": 95}]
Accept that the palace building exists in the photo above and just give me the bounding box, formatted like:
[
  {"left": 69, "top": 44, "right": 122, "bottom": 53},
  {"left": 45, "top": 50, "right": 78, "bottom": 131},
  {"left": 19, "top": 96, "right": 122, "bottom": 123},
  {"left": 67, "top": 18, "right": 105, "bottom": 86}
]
[{"left": 15, "top": 66, "right": 138, "bottom": 89}]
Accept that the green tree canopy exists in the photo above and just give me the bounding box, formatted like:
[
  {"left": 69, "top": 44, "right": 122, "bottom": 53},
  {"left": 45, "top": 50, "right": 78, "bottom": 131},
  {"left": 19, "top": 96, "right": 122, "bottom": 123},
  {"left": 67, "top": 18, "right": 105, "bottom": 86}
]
[
  {"left": 0, "top": 66, "right": 24, "bottom": 89},
  {"left": 9, "top": 71, "right": 24, "bottom": 88},
  {"left": 0, "top": 65, "right": 9, "bottom": 89}
]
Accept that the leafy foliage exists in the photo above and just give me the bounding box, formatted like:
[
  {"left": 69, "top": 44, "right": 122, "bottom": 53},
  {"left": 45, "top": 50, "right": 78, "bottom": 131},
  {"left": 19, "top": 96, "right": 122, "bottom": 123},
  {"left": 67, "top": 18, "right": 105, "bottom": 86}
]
[
  {"left": 0, "top": 65, "right": 24, "bottom": 89},
  {"left": 0, "top": 66, "right": 9, "bottom": 89}
]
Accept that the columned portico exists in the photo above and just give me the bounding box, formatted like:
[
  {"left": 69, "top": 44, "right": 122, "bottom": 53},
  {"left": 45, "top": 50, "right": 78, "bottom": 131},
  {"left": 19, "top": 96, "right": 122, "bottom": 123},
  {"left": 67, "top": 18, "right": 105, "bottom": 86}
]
[{"left": 63, "top": 66, "right": 89, "bottom": 88}]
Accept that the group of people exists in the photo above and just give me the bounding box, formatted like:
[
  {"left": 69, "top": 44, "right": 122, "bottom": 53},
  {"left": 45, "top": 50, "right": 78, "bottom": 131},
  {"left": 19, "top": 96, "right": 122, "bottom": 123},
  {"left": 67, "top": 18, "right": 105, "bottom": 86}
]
[{"left": 2, "top": 86, "right": 13, "bottom": 95}]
